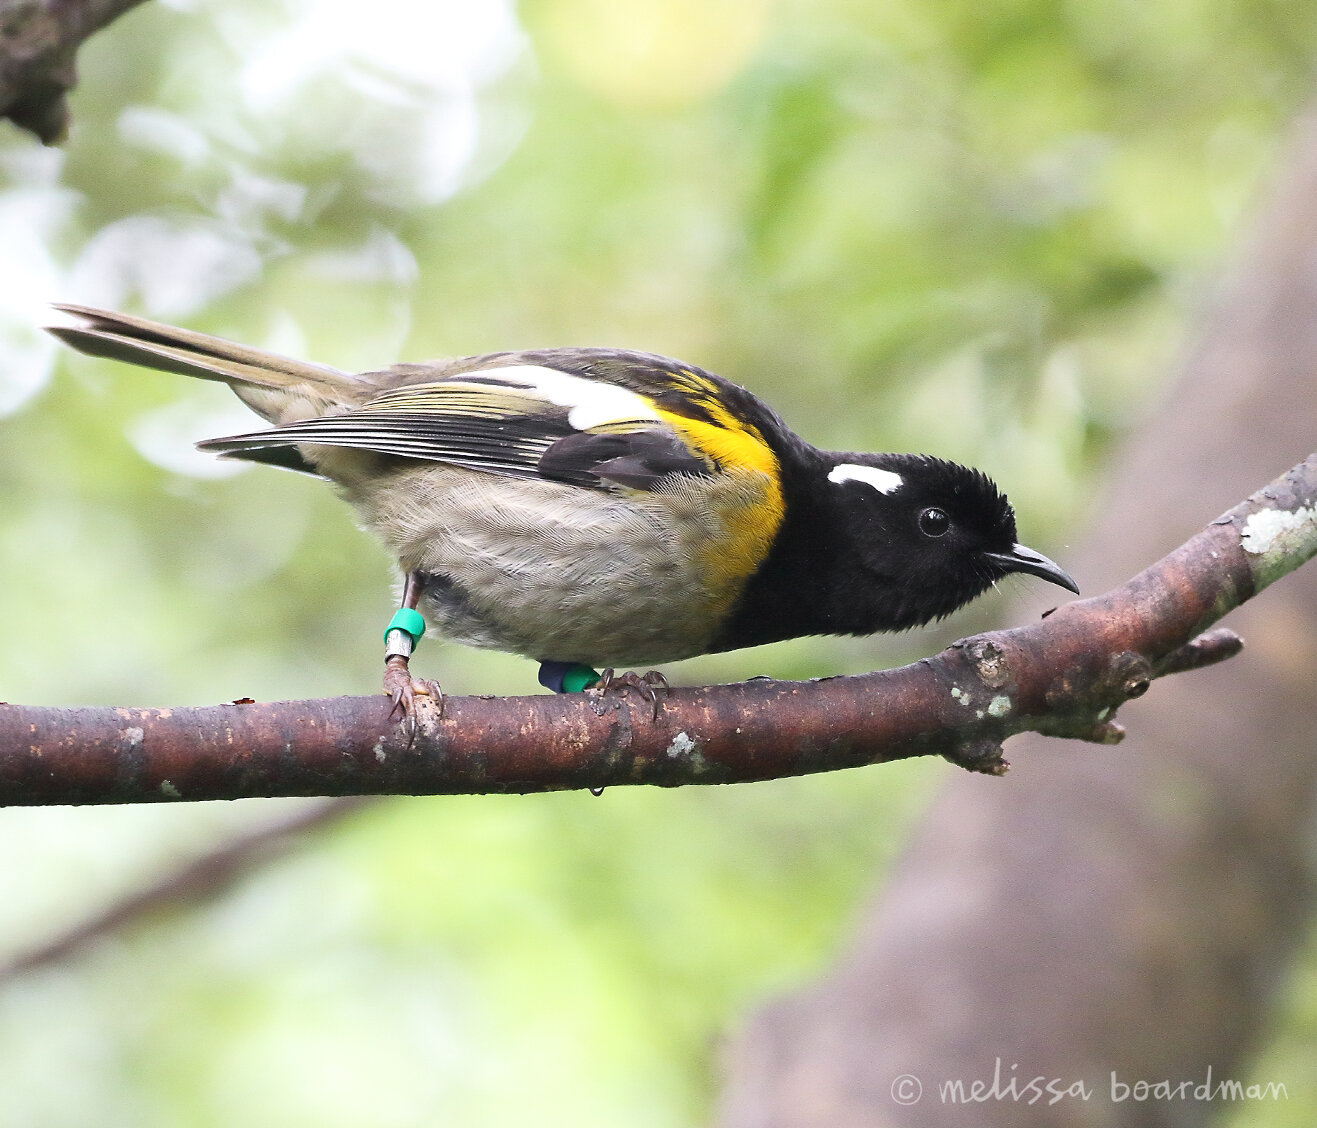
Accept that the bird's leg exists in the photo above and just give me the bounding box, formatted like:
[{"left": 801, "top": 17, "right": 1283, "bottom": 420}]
[{"left": 383, "top": 571, "right": 443, "bottom": 721}]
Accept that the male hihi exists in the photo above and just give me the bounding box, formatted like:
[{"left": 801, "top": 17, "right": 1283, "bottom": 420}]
[{"left": 50, "top": 306, "right": 1078, "bottom": 712}]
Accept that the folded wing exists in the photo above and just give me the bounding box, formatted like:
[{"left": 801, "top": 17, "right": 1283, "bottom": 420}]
[{"left": 198, "top": 359, "right": 718, "bottom": 492}]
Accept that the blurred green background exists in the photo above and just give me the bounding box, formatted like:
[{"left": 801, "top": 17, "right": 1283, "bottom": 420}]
[{"left": 1, "top": 0, "right": 1315, "bottom": 1123}]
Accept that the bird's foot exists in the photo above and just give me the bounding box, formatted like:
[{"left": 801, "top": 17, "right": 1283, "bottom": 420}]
[
  {"left": 589, "top": 668, "right": 669, "bottom": 720},
  {"left": 383, "top": 655, "right": 444, "bottom": 725},
  {"left": 537, "top": 661, "right": 668, "bottom": 719}
]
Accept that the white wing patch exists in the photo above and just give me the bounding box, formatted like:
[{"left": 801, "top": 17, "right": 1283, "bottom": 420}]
[
  {"left": 479, "top": 365, "right": 663, "bottom": 431},
  {"left": 828, "top": 463, "right": 903, "bottom": 494}
]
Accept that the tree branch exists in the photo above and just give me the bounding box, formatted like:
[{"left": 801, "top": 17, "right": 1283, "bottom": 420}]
[
  {"left": 1, "top": 452, "right": 1313, "bottom": 806},
  {"left": 0, "top": 0, "right": 150, "bottom": 143}
]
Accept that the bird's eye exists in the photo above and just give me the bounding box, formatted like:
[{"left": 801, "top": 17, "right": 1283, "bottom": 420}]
[{"left": 918, "top": 507, "right": 950, "bottom": 538}]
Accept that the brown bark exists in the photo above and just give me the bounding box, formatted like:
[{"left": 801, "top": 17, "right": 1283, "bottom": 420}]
[
  {"left": 0, "top": 0, "right": 150, "bottom": 143},
  {"left": 715, "top": 96, "right": 1317, "bottom": 1128}
]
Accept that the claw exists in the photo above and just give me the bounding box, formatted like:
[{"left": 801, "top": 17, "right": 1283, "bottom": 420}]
[
  {"left": 589, "top": 668, "right": 669, "bottom": 720},
  {"left": 383, "top": 655, "right": 444, "bottom": 734}
]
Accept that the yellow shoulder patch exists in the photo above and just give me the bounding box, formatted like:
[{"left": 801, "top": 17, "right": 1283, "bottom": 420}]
[{"left": 651, "top": 374, "right": 786, "bottom": 614}]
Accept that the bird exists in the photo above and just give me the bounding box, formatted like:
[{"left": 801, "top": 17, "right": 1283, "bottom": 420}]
[{"left": 48, "top": 304, "right": 1078, "bottom": 716}]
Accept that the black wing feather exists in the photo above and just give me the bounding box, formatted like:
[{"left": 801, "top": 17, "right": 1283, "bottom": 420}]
[
  {"left": 200, "top": 411, "right": 568, "bottom": 480},
  {"left": 537, "top": 430, "right": 708, "bottom": 489}
]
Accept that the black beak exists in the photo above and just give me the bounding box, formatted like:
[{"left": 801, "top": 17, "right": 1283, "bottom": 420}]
[{"left": 984, "top": 543, "right": 1080, "bottom": 595}]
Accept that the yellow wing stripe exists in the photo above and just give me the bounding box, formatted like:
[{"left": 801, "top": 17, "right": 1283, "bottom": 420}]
[{"left": 361, "top": 383, "right": 546, "bottom": 416}]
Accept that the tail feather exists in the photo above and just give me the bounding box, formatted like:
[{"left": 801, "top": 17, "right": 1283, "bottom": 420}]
[{"left": 48, "top": 304, "right": 357, "bottom": 396}]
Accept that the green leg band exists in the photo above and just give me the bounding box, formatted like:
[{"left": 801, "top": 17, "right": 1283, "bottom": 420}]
[
  {"left": 562, "top": 664, "right": 601, "bottom": 693},
  {"left": 384, "top": 607, "right": 426, "bottom": 646},
  {"left": 538, "top": 661, "right": 601, "bottom": 694}
]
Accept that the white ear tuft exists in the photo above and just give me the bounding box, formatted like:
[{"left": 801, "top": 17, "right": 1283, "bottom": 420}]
[{"left": 828, "top": 463, "right": 903, "bottom": 494}]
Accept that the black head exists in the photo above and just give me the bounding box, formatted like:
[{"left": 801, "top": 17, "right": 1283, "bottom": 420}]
[
  {"left": 712, "top": 449, "right": 1078, "bottom": 652},
  {"left": 818, "top": 453, "right": 1078, "bottom": 631}
]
